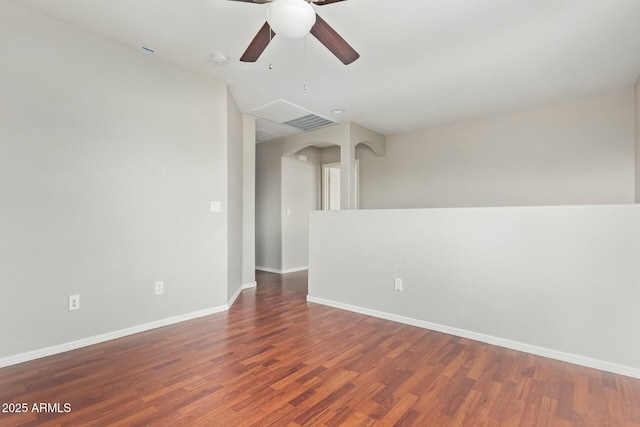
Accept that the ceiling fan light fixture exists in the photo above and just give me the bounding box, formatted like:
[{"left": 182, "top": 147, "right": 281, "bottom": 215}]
[{"left": 266, "top": 0, "right": 316, "bottom": 39}]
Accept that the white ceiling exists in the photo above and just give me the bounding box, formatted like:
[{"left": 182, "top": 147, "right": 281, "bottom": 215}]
[{"left": 15, "top": 0, "right": 640, "bottom": 136}]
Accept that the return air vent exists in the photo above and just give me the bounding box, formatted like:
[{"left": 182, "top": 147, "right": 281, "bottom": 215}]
[
  {"left": 284, "top": 114, "right": 334, "bottom": 131},
  {"left": 255, "top": 118, "right": 299, "bottom": 144},
  {"left": 250, "top": 99, "right": 335, "bottom": 143}
]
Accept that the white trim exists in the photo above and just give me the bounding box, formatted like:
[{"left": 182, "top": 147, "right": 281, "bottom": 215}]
[
  {"left": 255, "top": 266, "right": 282, "bottom": 274},
  {"left": 282, "top": 266, "right": 308, "bottom": 274},
  {"left": 0, "top": 305, "right": 227, "bottom": 369},
  {"left": 321, "top": 162, "right": 340, "bottom": 210},
  {"left": 256, "top": 266, "right": 308, "bottom": 274},
  {"left": 228, "top": 286, "right": 243, "bottom": 307},
  {"left": 306, "top": 295, "right": 640, "bottom": 380},
  {"left": 242, "top": 281, "right": 257, "bottom": 290}
]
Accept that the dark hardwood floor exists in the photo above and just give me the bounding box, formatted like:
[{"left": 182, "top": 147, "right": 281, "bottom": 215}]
[{"left": 1, "top": 270, "right": 640, "bottom": 426}]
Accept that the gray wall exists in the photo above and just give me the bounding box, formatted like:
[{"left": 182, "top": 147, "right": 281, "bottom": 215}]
[
  {"left": 255, "top": 140, "right": 283, "bottom": 270},
  {"left": 635, "top": 76, "right": 640, "bottom": 203},
  {"left": 0, "top": 2, "right": 230, "bottom": 358},
  {"left": 242, "top": 116, "right": 256, "bottom": 286},
  {"left": 358, "top": 89, "right": 635, "bottom": 208},
  {"left": 320, "top": 145, "right": 341, "bottom": 165},
  {"left": 226, "top": 90, "right": 243, "bottom": 301},
  {"left": 281, "top": 148, "right": 320, "bottom": 270},
  {"left": 308, "top": 205, "right": 640, "bottom": 377}
]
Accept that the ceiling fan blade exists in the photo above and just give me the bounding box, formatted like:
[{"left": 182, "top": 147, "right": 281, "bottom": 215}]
[
  {"left": 309, "top": 14, "right": 359, "bottom": 65},
  {"left": 226, "top": 0, "right": 271, "bottom": 3},
  {"left": 313, "top": 0, "right": 347, "bottom": 5},
  {"left": 240, "top": 22, "right": 275, "bottom": 62}
]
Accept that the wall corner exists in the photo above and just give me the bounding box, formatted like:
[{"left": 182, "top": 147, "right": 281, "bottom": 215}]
[{"left": 635, "top": 75, "right": 640, "bottom": 203}]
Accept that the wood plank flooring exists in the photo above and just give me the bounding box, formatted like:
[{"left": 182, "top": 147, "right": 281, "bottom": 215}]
[{"left": 1, "top": 270, "right": 640, "bottom": 426}]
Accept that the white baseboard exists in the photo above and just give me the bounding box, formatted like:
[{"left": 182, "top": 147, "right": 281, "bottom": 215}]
[
  {"left": 228, "top": 286, "right": 243, "bottom": 307},
  {"left": 242, "top": 281, "right": 257, "bottom": 290},
  {"left": 255, "top": 266, "right": 281, "bottom": 274},
  {"left": 282, "top": 266, "right": 308, "bottom": 274},
  {"left": 0, "top": 305, "right": 228, "bottom": 369},
  {"left": 256, "top": 266, "right": 308, "bottom": 274},
  {"left": 306, "top": 295, "right": 640, "bottom": 380}
]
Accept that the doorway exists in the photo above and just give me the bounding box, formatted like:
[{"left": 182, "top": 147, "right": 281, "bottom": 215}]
[{"left": 321, "top": 160, "right": 359, "bottom": 210}]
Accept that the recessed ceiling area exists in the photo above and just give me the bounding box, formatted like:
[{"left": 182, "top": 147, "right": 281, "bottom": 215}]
[{"left": 15, "top": 0, "right": 640, "bottom": 136}]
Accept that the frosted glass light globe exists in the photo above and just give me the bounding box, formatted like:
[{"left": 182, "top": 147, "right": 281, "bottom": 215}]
[{"left": 266, "top": 0, "right": 316, "bottom": 39}]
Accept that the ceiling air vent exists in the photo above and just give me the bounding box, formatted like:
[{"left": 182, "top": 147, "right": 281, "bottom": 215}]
[
  {"left": 254, "top": 118, "right": 300, "bottom": 144},
  {"left": 284, "top": 114, "right": 334, "bottom": 131},
  {"left": 250, "top": 99, "right": 335, "bottom": 143}
]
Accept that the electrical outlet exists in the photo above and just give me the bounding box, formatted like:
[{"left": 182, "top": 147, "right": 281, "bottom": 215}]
[
  {"left": 210, "top": 201, "right": 222, "bottom": 213},
  {"left": 394, "top": 278, "right": 403, "bottom": 292},
  {"left": 68, "top": 295, "right": 80, "bottom": 311},
  {"left": 155, "top": 281, "right": 164, "bottom": 295}
]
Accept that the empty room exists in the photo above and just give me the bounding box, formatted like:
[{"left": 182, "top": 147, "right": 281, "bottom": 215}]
[{"left": 1, "top": 0, "right": 640, "bottom": 425}]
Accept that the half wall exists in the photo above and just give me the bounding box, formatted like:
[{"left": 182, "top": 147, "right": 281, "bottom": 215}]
[{"left": 308, "top": 205, "right": 640, "bottom": 377}]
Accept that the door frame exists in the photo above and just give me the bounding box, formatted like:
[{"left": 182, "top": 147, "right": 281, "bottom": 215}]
[{"left": 321, "top": 160, "right": 359, "bottom": 210}]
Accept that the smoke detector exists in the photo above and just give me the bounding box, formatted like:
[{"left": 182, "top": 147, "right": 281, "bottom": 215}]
[{"left": 211, "top": 52, "right": 228, "bottom": 65}]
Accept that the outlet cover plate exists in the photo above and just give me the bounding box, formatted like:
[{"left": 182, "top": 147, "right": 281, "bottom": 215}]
[{"left": 68, "top": 295, "right": 80, "bottom": 311}]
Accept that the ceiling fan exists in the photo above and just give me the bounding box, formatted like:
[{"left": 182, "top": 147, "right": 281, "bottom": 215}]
[{"left": 228, "top": 0, "right": 360, "bottom": 65}]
